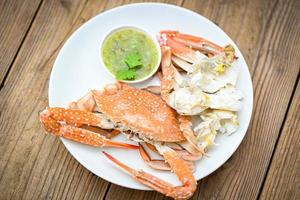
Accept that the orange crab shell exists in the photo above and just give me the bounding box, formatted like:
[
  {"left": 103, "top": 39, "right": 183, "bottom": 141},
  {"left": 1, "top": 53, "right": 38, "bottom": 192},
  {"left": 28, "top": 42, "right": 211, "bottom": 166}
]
[{"left": 92, "top": 83, "right": 185, "bottom": 142}]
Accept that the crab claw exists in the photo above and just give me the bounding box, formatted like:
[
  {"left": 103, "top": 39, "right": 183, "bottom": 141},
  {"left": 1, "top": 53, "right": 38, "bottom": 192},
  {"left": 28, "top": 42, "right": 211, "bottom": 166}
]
[
  {"left": 39, "top": 108, "right": 138, "bottom": 150},
  {"left": 103, "top": 145, "right": 196, "bottom": 200}
]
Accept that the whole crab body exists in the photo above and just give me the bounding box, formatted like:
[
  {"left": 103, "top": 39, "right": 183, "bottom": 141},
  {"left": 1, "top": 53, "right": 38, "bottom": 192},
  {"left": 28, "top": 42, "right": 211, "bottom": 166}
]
[{"left": 40, "top": 83, "right": 203, "bottom": 199}]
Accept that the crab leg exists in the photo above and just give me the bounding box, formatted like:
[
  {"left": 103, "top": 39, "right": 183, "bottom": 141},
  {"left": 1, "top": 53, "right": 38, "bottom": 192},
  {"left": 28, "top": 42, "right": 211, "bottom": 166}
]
[
  {"left": 156, "top": 71, "right": 163, "bottom": 81},
  {"left": 145, "top": 142, "right": 159, "bottom": 153},
  {"left": 179, "top": 141, "right": 205, "bottom": 157},
  {"left": 80, "top": 126, "right": 121, "bottom": 139},
  {"left": 142, "top": 86, "right": 161, "bottom": 95},
  {"left": 138, "top": 144, "right": 171, "bottom": 171},
  {"left": 160, "top": 46, "right": 178, "bottom": 101},
  {"left": 69, "top": 91, "right": 97, "bottom": 112},
  {"left": 164, "top": 36, "right": 198, "bottom": 63},
  {"left": 103, "top": 145, "right": 196, "bottom": 199},
  {"left": 171, "top": 56, "right": 192, "bottom": 72},
  {"left": 161, "top": 30, "right": 224, "bottom": 55},
  {"left": 103, "top": 151, "right": 174, "bottom": 195},
  {"left": 179, "top": 116, "right": 205, "bottom": 155},
  {"left": 39, "top": 108, "right": 138, "bottom": 149},
  {"left": 174, "top": 149, "right": 203, "bottom": 161},
  {"left": 140, "top": 144, "right": 196, "bottom": 171}
]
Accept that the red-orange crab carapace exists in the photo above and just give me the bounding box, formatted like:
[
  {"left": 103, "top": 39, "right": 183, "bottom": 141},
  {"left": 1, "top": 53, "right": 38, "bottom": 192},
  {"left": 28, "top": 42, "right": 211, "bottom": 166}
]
[{"left": 39, "top": 83, "right": 203, "bottom": 199}]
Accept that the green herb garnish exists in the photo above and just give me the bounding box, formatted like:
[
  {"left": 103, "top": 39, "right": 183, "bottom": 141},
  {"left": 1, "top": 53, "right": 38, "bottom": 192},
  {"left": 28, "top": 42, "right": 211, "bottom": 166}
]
[
  {"left": 124, "top": 52, "right": 142, "bottom": 69},
  {"left": 116, "top": 52, "right": 143, "bottom": 80},
  {"left": 116, "top": 69, "right": 136, "bottom": 80}
]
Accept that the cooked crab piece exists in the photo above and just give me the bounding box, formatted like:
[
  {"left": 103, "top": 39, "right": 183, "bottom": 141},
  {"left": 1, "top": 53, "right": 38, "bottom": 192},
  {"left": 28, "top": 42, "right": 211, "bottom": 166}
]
[
  {"left": 140, "top": 143, "right": 198, "bottom": 170},
  {"left": 160, "top": 46, "right": 182, "bottom": 102},
  {"left": 161, "top": 30, "right": 225, "bottom": 56},
  {"left": 208, "top": 86, "right": 243, "bottom": 111},
  {"left": 195, "top": 109, "right": 239, "bottom": 136},
  {"left": 71, "top": 83, "right": 202, "bottom": 151},
  {"left": 39, "top": 108, "right": 138, "bottom": 149},
  {"left": 138, "top": 144, "right": 196, "bottom": 172},
  {"left": 80, "top": 126, "right": 121, "bottom": 139},
  {"left": 171, "top": 55, "right": 192, "bottom": 72},
  {"left": 160, "top": 47, "right": 207, "bottom": 115},
  {"left": 103, "top": 144, "right": 197, "bottom": 199},
  {"left": 168, "top": 85, "right": 243, "bottom": 115},
  {"left": 179, "top": 140, "right": 206, "bottom": 157},
  {"left": 164, "top": 36, "right": 199, "bottom": 63},
  {"left": 193, "top": 109, "right": 240, "bottom": 150},
  {"left": 39, "top": 83, "right": 203, "bottom": 199},
  {"left": 160, "top": 46, "right": 242, "bottom": 115},
  {"left": 138, "top": 144, "right": 172, "bottom": 171},
  {"left": 159, "top": 30, "right": 236, "bottom": 72},
  {"left": 168, "top": 87, "right": 209, "bottom": 115},
  {"left": 187, "top": 49, "right": 239, "bottom": 93},
  {"left": 189, "top": 62, "right": 238, "bottom": 93},
  {"left": 142, "top": 85, "right": 161, "bottom": 95}
]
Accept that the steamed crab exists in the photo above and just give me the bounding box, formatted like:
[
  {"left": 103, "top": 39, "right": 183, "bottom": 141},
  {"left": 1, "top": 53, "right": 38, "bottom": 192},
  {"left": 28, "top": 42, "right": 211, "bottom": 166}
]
[
  {"left": 157, "top": 31, "right": 243, "bottom": 150},
  {"left": 40, "top": 83, "right": 204, "bottom": 199},
  {"left": 159, "top": 30, "right": 242, "bottom": 115}
]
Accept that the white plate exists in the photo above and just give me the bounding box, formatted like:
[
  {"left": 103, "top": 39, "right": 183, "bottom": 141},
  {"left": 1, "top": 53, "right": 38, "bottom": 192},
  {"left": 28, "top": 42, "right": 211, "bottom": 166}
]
[{"left": 49, "top": 3, "right": 253, "bottom": 190}]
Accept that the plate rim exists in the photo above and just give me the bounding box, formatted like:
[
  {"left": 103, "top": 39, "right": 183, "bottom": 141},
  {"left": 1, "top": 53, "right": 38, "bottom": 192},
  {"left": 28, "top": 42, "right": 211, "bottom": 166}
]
[{"left": 49, "top": 2, "right": 253, "bottom": 191}]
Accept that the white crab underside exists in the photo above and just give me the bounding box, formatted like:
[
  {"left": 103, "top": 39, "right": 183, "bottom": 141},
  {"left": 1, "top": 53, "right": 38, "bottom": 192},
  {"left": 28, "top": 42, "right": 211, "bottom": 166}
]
[{"left": 167, "top": 51, "right": 243, "bottom": 150}]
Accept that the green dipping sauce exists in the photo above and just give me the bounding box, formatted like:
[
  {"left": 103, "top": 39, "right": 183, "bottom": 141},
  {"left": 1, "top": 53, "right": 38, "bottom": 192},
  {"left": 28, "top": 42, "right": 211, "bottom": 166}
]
[{"left": 102, "top": 28, "right": 159, "bottom": 81}]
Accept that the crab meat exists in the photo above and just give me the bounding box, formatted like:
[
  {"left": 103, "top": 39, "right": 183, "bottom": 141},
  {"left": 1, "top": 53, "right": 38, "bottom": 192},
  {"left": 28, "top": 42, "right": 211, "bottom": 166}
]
[
  {"left": 194, "top": 110, "right": 239, "bottom": 150},
  {"left": 189, "top": 54, "right": 239, "bottom": 93},
  {"left": 160, "top": 35, "right": 243, "bottom": 116}
]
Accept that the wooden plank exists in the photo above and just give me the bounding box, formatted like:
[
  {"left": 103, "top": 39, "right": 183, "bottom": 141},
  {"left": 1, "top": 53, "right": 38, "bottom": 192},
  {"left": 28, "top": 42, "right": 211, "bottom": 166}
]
[
  {"left": 259, "top": 80, "right": 300, "bottom": 199},
  {"left": 183, "top": 0, "right": 300, "bottom": 199},
  {"left": 0, "top": 0, "right": 42, "bottom": 85},
  {"left": 105, "top": 0, "right": 300, "bottom": 199},
  {"left": 0, "top": 0, "right": 114, "bottom": 199}
]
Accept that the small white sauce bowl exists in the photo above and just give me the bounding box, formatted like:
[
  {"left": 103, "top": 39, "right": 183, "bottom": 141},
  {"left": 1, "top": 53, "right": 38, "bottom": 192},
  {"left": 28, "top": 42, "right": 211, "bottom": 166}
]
[{"left": 100, "top": 25, "right": 161, "bottom": 83}]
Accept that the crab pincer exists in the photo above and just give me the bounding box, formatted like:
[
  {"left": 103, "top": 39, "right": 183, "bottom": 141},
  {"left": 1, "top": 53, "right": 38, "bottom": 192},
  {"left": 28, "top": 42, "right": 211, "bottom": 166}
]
[{"left": 39, "top": 107, "right": 138, "bottom": 149}]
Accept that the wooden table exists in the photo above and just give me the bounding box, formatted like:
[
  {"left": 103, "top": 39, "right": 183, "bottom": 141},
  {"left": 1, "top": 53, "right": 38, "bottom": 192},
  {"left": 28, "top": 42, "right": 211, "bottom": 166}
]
[{"left": 0, "top": 0, "right": 299, "bottom": 199}]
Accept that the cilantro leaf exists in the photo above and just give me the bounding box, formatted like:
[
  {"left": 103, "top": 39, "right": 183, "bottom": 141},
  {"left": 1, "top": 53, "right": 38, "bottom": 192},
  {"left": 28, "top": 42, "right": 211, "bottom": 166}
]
[
  {"left": 124, "top": 52, "right": 142, "bottom": 69},
  {"left": 116, "top": 69, "right": 136, "bottom": 80}
]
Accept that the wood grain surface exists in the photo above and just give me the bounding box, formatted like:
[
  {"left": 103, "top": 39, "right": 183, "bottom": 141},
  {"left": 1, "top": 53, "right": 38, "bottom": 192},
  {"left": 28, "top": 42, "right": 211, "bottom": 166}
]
[
  {"left": 0, "top": 0, "right": 42, "bottom": 85},
  {"left": 0, "top": 0, "right": 299, "bottom": 199},
  {"left": 260, "top": 81, "right": 300, "bottom": 199}
]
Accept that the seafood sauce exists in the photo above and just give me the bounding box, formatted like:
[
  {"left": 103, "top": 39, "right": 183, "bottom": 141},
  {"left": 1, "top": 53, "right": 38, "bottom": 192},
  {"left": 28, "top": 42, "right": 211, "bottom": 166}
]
[{"left": 102, "top": 28, "right": 159, "bottom": 80}]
